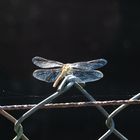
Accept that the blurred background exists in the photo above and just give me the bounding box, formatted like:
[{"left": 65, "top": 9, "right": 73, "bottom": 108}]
[{"left": 0, "top": 0, "right": 140, "bottom": 139}]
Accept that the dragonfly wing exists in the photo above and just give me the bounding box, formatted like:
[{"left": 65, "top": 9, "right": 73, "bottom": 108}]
[
  {"left": 73, "top": 69, "right": 103, "bottom": 83},
  {"left": 70, "top": 59, "right": 107, "bottom": 70},
  {"left": 32, "top": 56, "right": 63, "bottom": 68},
  {"left": 33, "top": 68, "right": 60, "bottom": 83}
]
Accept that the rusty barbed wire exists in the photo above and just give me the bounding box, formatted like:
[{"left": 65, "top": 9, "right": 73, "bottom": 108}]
[{"left": 0, "top": 99, "right": 140, "bottom": 111}]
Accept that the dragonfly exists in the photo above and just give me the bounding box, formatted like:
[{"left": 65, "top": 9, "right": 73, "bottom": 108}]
[{"left": 32, "top": 56, "right": 107, "bottom": 87}]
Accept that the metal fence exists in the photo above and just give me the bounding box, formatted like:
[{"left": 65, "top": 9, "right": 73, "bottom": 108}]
[{"left": 0, "top": 75, "right": 140, "bottom": 140}]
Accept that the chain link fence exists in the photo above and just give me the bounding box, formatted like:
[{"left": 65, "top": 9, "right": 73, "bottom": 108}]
[{"left": 0, "top": 75, "right": 140, "bottom": 140}]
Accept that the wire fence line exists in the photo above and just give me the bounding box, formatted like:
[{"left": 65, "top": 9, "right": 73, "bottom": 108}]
[
  {"left": 0, "top": 75, "right": 140, "bottom": 140},
  {"left": 1, "top": 99, "right": 140, "bottom": 111}
]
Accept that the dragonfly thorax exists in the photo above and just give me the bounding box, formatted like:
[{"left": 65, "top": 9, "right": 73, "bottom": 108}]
[{"left": 61, "top": 64, "right": 73, "bottom": 75}]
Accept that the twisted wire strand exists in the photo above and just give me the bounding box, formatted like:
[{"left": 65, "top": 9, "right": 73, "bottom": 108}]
[
  {"left": 0, "top": 109, "right": 29, "bottom": 140},
  {"left": 1, "top": 99, "right": 140, "bottom": 111}
]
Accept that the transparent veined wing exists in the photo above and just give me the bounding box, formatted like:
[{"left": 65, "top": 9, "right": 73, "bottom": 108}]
[
  {"left": 33, "top": 68, "right": 60, "bottom": 83},
  {"left": 73, "top": 69, "right": 103, "bottom": 83},
  {"left": 70, "top": 59, "right": 107, "bottom": 71},
  {"left": 32, "top": 56, "right": 63, "bottom": 68}
]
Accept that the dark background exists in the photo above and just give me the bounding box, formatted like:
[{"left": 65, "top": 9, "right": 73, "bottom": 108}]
[{"left": 0, "top": 0, "right": 140, "bottom": 140}]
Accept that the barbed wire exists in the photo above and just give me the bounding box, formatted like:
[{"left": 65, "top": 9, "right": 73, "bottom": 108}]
[{"left": 0, "top": 99, "right": 140, "bottom": 111}]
